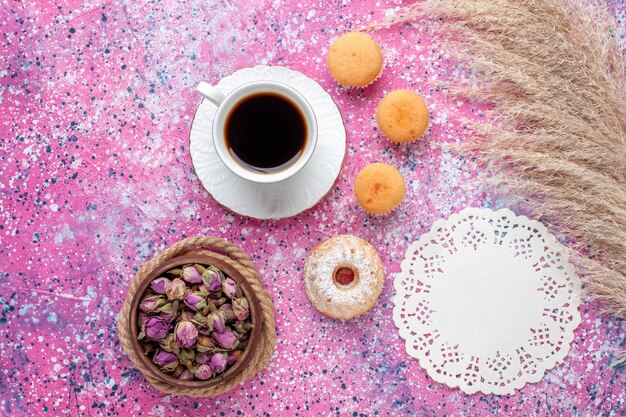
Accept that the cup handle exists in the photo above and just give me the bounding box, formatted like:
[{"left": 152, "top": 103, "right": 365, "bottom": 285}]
[{"left": 197, "top": 81, "right": 226, "bottom": 106}]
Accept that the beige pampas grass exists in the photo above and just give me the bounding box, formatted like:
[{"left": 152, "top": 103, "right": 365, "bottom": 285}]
[{"left": 366, "top": 1, "right": 626, "bottom": 355}]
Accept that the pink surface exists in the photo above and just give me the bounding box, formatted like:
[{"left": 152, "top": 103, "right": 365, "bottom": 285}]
[{"left": 1, "top": 0, "right": 625, "bottom": 416}]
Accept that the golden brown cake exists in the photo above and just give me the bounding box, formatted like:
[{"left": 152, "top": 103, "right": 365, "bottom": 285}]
[
  {"left": 376, "top": 89, "right": 429, "bottom": 143},
  {"left": 354, "top": 162, "right": 405, "bottom": 215},
  {"left": 304, "top": 235, "right": 385, "bottom": 319},
  {"left": 327, "top": 32, "right": 383, "bottom": 88}
]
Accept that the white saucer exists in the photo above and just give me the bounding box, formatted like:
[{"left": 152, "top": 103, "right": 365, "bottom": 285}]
[{"left": 190, "top": 65, "right": 346, "bottom": 220}]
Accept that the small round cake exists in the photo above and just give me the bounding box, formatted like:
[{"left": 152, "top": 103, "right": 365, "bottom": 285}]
[
  {"left": 327, "top": 32, "right": 383, "bottom": 88},
  {"left": 304, "top": 235, "right": 385, "bottom": 319},
  {"left": 354, "top": 163, "right": 405, "bottom": 215},
  {"left": 376, "top": 89, "right": 429, "bottom": 143}
]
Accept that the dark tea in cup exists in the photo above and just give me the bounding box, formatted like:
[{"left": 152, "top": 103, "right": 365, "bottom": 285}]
[{"left": 225, "top": 93, "right": 306, "bottom": 173}]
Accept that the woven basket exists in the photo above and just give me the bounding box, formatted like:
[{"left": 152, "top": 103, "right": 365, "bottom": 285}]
[{"left": 117, "top": 236, "right": 276, "bottom": 397}]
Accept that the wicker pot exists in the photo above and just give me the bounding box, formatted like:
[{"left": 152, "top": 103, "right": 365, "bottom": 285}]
[{"left": 117, "top": 236, "right": 275, "bottom": 397}]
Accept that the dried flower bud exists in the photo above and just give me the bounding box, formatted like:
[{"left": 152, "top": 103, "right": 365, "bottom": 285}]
[
  {"left": 182, "top": 266, "right": 203, "bottom": 284},
  {"left": 160, "top": 311, "right": 176, "bottom": 323},
  {"left": 222, "top": 277, "right": 237, "bottom": 298},
  {"left": 175, "top": 320, "right": 198, "bottom": 349},
  {"left": 157, "top": 301, "right": 178, "bottom": 322},
  {"left": 202, "top": 269, "right": 222, "bottom": 292},
  {"left": 198, "top": 284, "right": 210, "bottom": 295},
  {"left": 191, "top": 312, "right": 208, "bottom": 327},
  {"left": 159, "top": 303, "right": 179, "bottom": 324},
  {"left": 194, "top": 364, "right": 213, "bottom": 380},
  {"left": 232, "top": 297, "right": 250, "bottom": 321},
  {"left": 184, "top": 292, "right": 207, "bottom": 312},
  {"left": 150, "top": 277, "right": 171, "bottom": 295},
  {"left": 167, "top": 267, "right": 184, "bottom": 276},
  {"left": 177, "top": 348, "right": 196, "bottom": 364},
  {"left": 227, "top": 350, "right": 242, "bottom": 365},
  {"left": 157, "top": 302, "right": 174, "bottom": 312},
  {"left": 139, "top": 294, "right": 166, "bottom": 314},
  {"left": 212, "top": 329, "right": 238, "bottom": 349},
  {"left": 144, "top": 316, "right": 171, "bottom": 340},
  {"left": 210, "top": 352, "right": 228, "bottom": 373},
  {"left": 195, "top": 352, "right": 211, "bottom": 365},
  {"left": 172, "top": 365, "right": 185, "bottom": 378},
  {"left": 153, "top": 350, "right": 179, "bottom": 372},
  {"left": 196, "top": 336, "right": 215, "bottom": 353},
  {"left": 158, "top": 333, "right": 180, "bottom": 355},
  {"left": 166, "top": 278, "right": 187, "bottom": 301},
  {"left": 212, "top": 297, "right": 227, "bottom": 307},
  {"left": 208, "top": 292, "right": 223, "bottom": 300},
  {"left": 219, "top": 304, "right": 235, "bottom": 322},
  {"left": 178, "top": 369, "right": 195, "bottom": 381},
  {"left": 207, "top": 310, "right": 226, "bottom": 333},
  {"left": 232, "top": 321, "right": 253, "bottom": 335}
]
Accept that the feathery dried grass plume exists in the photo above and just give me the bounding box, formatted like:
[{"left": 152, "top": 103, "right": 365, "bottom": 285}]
[{"left": 365, "top": 0, "right": 626, "bottom": 357}]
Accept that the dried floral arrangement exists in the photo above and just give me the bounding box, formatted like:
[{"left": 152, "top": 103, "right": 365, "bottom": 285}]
[
  {"left": 137, "top": 264, "right": 252, "bottom": 381},
  {"left": 365, "top": 0, "right": 626, "bottom": 356}
]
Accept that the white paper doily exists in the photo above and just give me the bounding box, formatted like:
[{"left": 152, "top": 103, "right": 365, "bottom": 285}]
[
  {"left": 190, "top": 65, "right": 346, "bottom": 220},
  {"left": 393, "top": 207, "right": 581, "bottom": 395}
]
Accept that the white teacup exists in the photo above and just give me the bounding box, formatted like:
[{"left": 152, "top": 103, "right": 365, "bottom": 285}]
[{"left": 197, "top": 80, "right": 318, "bottom": 184}]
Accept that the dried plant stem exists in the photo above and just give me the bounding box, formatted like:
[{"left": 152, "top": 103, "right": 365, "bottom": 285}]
[{"left": 368, "top": 1, "right": 626, "bottom": 357}]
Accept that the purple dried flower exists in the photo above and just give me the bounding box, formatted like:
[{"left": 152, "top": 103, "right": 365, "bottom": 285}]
[
  {"left": 160, "top": 310, "right": 175, "bottom": 322},
  {"left": 210, "top": 352, "right": 228, "bottom": 374},
  {"left": 219, "top": 304, "right": 235, "bottom": 322},
  {"left": 198, "top": 284, "right": 210, "bottom": 295},
  {"left": 178, "top": 369, "right": 195, "bottom": 381},
  {"left": 191, "top": 312, "right": 207, "bottom": 326},
  {"left": 196, "top": 336, "right": 215, "bottom": 353},
  {"left": 233, "top": 321, "right": 253, "bottom": 335},
  {"left": 212, "top": 297, "right": 227, "bottom": 307},
  {"left": 184, "top": 292, "right": 207, "bottom": 312},
  {"left": 195, "top": 352, "right": 211, "bottom": 365},
  {"left": 175, "top": 320, "right": 199, "bottom": 349},
  {"left": 212, "top": 329, "right": 238, "bottom": 349},
  {"left": 153, "top": 350, "right": 179, "bottom": 372},
  {"left": 157, "top": 302, "right": 175, "bottom": 313},
  {"left": 139, "top": 294, "right": 166, "bottom": 313},
  {"left": 178, "top": 349, "right": 196, "bottom": 365},
  {"left": 202, "top": 268, "right": 222, "bottom": 292},
  {"left": 207, "top": 310, "right": 226, "bottom": 333},
  {"left": 182, "top": 266, "right": 203, "bottom": 284},
  {"left": 158, "top": 333, "right": 180, "bottom": 355},
  {"left": 227, "top": 351, "right": 242, "bottom": 365},
  {"left": 150, "top": 277, "right": 171, "bottom": 295},
  {"left": 166, "top": 278, "right": 187, "bottom": 301},
  {"left": 232, "top": 297, "right": 249, "bottom": 321},
  {"left": 144, "top": 316, "right": 171, "bottom": 340},
  {"left": 222, "top": 277, "right": 237, "bottom": 298},
  {"left": 194, "top": 364, "right": 213, "bottom": 380}
]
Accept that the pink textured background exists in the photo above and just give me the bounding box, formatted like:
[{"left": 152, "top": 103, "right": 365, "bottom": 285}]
[{"left": 1, "top": 0, "right": 625, "bottom": 415}]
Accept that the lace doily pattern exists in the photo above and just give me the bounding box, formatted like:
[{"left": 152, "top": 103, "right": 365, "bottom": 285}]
[{"left": 393, "top": 208, "right": 581, "bottom": 395}]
